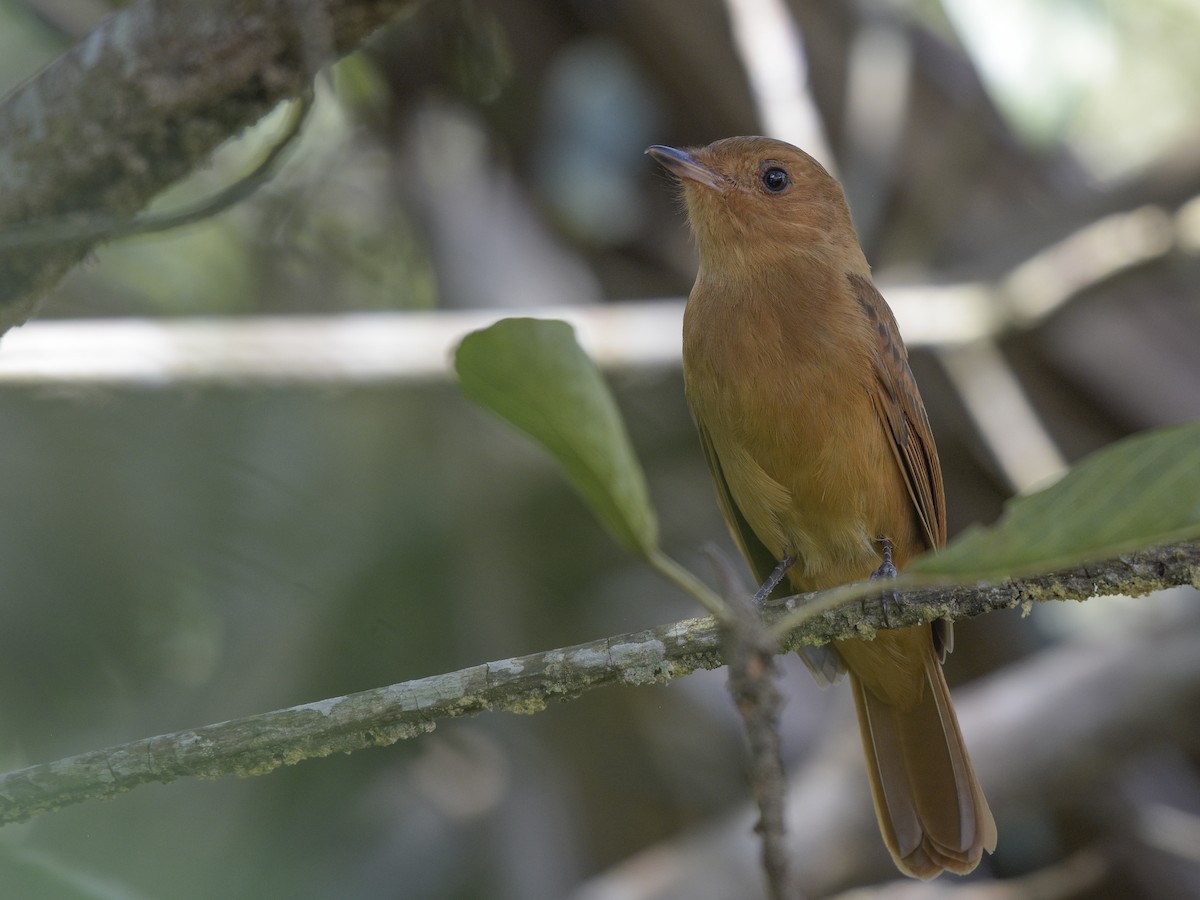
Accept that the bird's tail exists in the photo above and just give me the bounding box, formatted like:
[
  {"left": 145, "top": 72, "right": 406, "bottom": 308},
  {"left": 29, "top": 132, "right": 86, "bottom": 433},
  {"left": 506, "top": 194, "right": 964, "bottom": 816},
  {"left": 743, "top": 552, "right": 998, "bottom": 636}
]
[{"left": 843, "top": 626, "right": 997, "bottom": 879}]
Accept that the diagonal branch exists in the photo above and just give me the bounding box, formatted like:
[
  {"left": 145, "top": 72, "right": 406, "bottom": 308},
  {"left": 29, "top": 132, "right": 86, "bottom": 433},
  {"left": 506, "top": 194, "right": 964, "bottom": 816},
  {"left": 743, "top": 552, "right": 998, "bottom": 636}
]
[
  {"left": 0, "top": 540, "right": 1196, "bottom": 827},
  {"left": 0, "top": 0, "right": 421, "bottom": 332}
]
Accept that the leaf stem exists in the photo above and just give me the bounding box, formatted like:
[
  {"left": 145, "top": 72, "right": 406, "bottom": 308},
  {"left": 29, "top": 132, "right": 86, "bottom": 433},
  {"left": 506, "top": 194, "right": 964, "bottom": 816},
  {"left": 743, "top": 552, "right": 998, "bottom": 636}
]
[{"left": 647, "top": 549, "right": 729, "bottom": 619}]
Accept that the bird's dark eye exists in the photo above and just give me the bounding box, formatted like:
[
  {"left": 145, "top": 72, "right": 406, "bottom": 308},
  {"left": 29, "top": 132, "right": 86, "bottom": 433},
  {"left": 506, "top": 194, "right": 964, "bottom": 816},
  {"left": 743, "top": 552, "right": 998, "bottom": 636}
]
[{"left": 761, "top": 167, "right": 790, "bottom": 193}]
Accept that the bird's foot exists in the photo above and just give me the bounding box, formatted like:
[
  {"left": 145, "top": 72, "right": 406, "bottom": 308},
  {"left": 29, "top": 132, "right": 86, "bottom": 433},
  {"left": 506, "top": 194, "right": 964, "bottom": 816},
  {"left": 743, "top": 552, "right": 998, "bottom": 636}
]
[
  {"left": 866, "top": 538, "right": 897, "bottom": 628},
  {"left": 753, "top": 554, "right": 797, "bottom": 606}
]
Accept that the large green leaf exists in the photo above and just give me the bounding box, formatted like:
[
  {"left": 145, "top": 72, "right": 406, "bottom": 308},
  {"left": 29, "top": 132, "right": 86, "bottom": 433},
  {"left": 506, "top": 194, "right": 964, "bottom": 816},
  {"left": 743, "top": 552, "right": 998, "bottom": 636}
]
[
  {"left": 911, "top": 420, "right": 1200, "bottom": 579},
  {"left": 455, "top": 318, "right": 659, "bottom": 557}
]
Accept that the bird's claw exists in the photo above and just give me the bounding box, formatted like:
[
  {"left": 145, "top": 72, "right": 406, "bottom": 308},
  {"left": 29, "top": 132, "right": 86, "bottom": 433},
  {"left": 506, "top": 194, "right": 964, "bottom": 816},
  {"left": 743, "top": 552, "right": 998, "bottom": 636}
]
[
  {"left": 753, "top": 554, "right": 797, "bottom": 606},
  {"left": 866, "top": 538, "right": 897, "bottom": 628}
]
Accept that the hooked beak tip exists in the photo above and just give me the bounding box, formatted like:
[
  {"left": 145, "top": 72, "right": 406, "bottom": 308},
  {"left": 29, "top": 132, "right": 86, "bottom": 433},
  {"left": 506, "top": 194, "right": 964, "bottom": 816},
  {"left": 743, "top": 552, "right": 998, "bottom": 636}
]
[{"left": 646, "top": 144, "right": 725, "bottom": 192}]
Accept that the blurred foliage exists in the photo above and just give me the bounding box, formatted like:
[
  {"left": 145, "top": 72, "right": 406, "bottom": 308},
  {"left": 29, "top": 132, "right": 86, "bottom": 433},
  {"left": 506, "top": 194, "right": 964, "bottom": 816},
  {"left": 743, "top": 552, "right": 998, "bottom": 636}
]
[{"left": 942, "top": 0, "right": 1200, "bottom": 178}]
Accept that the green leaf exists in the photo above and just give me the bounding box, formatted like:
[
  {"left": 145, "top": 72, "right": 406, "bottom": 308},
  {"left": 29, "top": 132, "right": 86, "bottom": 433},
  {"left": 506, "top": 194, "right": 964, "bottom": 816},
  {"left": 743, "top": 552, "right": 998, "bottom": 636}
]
[
  {"left": 911, "top": 421, "right": 1200, "bottom": 579},
  {"left": 455, "top": 318, "right": 659, "bottom": 557}
]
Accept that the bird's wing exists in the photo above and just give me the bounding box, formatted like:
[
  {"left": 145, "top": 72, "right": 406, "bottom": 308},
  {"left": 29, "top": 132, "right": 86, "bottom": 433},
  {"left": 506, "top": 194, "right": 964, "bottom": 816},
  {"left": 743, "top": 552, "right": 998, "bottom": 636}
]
[
  {"left": 696, "top": 418, "right": 845, "bottom": 683},
  {"left": 851, "top": 275, "right": 947, "bottom": 551},
  {"left": 695, "top": 419, "right": 785, "bottom": 587}
]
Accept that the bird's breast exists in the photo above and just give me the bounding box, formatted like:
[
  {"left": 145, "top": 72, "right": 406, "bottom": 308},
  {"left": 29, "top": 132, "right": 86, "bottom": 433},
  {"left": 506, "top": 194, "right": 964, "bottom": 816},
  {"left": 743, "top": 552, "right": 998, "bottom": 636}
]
[{"left": 683, "top": 280, "right": 907, "bottom": 590}]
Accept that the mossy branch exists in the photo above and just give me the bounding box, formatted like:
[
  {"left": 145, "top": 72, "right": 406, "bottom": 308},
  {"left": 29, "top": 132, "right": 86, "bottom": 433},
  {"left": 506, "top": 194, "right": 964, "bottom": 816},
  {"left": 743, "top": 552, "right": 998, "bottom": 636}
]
[
  {"left": 0, "top": 0, "right": 419, "bottom": 332},
  {"left": 0, "top": 540, "right": 1196, "bottom": 827}
]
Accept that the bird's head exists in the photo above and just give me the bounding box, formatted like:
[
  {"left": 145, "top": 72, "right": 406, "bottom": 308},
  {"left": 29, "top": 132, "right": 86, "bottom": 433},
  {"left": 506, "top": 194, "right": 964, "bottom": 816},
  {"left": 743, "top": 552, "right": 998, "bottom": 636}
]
[{"left": 647, "top": 137, "right": 867, "bottom": 279}]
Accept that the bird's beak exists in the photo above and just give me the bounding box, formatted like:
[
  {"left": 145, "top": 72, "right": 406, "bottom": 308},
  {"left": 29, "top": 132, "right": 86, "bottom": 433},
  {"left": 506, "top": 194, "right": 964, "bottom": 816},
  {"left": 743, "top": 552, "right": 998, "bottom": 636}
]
[{"left": 646, "top": 145, "right": 726, "bottom": 192}]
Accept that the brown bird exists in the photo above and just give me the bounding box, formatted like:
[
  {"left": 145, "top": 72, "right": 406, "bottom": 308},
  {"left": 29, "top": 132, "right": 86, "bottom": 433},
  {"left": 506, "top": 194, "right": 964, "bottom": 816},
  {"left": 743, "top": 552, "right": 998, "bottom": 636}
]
[{"left": 648, "top": 137, "right": 996, "bottom": 879}]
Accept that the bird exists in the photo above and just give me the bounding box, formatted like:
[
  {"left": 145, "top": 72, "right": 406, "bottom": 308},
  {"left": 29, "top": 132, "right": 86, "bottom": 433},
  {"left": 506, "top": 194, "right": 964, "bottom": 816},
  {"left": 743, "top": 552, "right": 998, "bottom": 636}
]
[{"left": 647, "top": 136, "right": 996, "bottom": 879}]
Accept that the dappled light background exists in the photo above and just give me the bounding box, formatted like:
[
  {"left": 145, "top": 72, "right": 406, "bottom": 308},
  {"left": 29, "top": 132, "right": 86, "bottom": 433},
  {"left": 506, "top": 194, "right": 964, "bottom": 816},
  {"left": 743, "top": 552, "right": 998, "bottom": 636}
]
[{"left": 1, "top": 1, "right": 1199, "bottom": 898}]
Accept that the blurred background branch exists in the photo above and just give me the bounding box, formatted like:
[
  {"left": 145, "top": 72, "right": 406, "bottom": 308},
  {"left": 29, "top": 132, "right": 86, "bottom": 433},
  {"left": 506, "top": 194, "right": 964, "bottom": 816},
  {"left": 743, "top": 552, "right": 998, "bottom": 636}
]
[
  {"left": 0, "top": 0, "right": 417, "bottom": 330},
  {"left": 0, "top": 190, "right": 1190, "bottom": 387}
]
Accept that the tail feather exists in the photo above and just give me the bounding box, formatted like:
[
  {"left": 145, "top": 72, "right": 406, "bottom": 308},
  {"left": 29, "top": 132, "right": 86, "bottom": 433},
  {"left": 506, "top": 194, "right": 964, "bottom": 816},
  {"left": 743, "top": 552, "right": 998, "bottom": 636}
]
[{"left": 842, "top": 626, "right": 996, "bottom": 879}]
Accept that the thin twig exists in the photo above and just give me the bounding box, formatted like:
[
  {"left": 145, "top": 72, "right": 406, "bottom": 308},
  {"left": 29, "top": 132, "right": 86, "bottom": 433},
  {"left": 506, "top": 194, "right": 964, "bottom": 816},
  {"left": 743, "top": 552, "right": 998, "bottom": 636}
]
[{"left": 709, "top": 547, "right": 802, "bottom": 900}]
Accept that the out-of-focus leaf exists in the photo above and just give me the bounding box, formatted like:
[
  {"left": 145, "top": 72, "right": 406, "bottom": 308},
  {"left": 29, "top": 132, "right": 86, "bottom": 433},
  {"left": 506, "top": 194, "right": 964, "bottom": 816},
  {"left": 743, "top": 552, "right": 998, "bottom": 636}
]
[
  {"left": 912, "top": 421, "right": 1200, "bottom": 579},
  {"left": 454, "top": 318, "right": 659, "bottom": 557}
]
